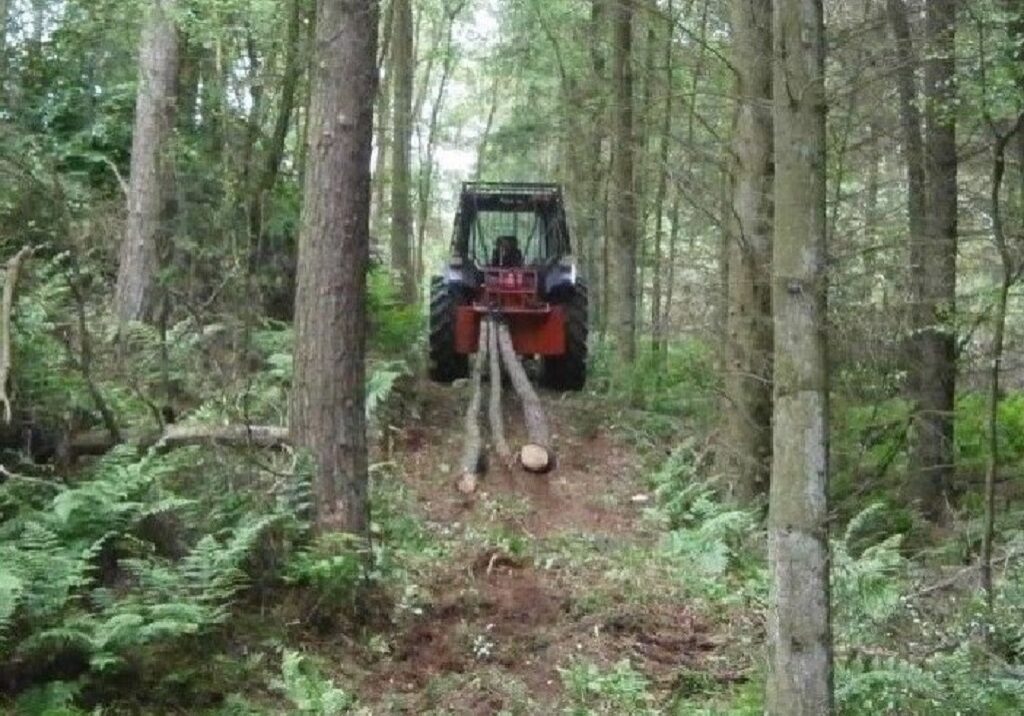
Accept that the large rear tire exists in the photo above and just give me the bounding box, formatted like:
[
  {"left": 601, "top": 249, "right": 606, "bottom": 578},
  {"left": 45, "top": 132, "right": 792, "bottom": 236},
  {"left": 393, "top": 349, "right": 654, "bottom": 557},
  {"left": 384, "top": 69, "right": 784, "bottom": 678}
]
[
  {"left": 541, "top": 282, "right": 588, "bottom": 391},
  {"left": 429, "top": 277, "right": 470, "bottom": 383}
]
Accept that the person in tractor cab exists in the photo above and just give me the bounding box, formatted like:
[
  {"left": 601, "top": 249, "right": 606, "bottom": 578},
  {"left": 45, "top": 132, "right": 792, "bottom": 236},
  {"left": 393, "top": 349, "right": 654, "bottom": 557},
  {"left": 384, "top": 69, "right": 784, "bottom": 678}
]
[{"left": 491, "top": 235, "right": 524, "bottom": 268}]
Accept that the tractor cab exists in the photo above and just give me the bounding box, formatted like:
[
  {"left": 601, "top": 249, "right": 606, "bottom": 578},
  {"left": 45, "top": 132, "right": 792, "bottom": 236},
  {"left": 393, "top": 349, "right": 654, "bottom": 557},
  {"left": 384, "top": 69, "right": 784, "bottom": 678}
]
[{"left": 429, "top": 182, "right": 588, "bottom": 391}]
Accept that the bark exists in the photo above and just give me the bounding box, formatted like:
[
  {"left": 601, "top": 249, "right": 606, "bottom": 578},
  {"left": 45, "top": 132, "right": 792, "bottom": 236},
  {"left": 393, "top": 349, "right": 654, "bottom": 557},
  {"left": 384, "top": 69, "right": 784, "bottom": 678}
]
[
  {"left": 390, "top": 0, "right": 416, "bottom": 303},
  {"left": 609, "top": 0, "right": 637, "bottom": 362},
  {"left": 767, "top": 0, "right": 833, "bottom": 713},
  {"left": 908, "top": 0, "right": 958, "bottom": 519},
  {"left": 719, "top": 0, "right": 773, "bottom": 502},
  {"left": 116, "top": 0, "right": 180, "bottom": 325},
  {"left": 488, "top": 318, "right": 511, "bottom": 461},
  {"left": 291, "top": 0, "right": 378, "bottom": 535},
  {"left": 0, "top": 247, "right": 32, "bottom": 424},
  {"left": 458, "top": 321, "right": 488, "bottom": 494},
  {"left": 496, "top": 323, "right": 552, "bottom": 473}
]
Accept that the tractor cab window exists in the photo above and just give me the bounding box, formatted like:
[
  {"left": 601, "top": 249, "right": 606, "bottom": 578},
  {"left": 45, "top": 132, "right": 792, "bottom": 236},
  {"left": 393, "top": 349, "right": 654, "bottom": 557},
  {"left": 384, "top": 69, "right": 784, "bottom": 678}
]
[{"left": 470, "top": 210, "right": 553, "bottom": 267}]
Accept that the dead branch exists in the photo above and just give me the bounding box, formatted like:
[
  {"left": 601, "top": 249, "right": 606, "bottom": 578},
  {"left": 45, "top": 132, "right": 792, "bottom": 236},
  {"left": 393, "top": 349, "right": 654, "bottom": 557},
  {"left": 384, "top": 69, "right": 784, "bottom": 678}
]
[
  {"left": 487, "top": 317, "right": 511, "bottom": 461},
  {"left": 69, "top": 423, "right": 290, "bottom": 457},
  {"left": 457, "top": 321, "right": 488, "bottom": 494},
  {"left": 0, "top": 247, "right": 34, "bottom": 424},
  {"left": 495, "top": 321, "right": 553, "bottom": 473}
]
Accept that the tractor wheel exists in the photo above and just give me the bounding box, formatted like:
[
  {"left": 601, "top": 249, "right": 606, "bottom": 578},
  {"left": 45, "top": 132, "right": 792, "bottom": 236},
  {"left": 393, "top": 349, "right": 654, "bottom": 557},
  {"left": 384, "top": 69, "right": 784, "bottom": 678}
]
[
  {"left": 541, "top": 282, "right": 588, "bottom": 391},
  {"left": 429, "top": 277, "right": 469, "bottom": 383}
]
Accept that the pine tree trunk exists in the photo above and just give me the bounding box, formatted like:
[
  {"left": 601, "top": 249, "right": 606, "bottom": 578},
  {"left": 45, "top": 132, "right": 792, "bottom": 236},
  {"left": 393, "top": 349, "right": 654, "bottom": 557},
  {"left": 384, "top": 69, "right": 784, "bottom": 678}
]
[
  {"left": 650, "top": 2, "right": 673, "bottom": 359},
  {"left": 908, "top": 0, "right": 958, "bottom": 520},
  {"left": 291, "top": 0, "right": 378, "bottom": 535},
  {"left": 766, "top": 0, "right": 833, "bottom": 712},
  {"left": 719, "top": 0, "right": 773, "bottom": 501},
  {"left": 115, "top": 0, "right": 180, "bottom": 324},
  {"left": 583, "top": 0, "right": 607, "bottom": 332},
  {"left": 390, "top": 0, "right": 416, "bottom": 303},
  {"left": 0, "top": 0, "right": 9, "bottom": 87},
  {"left": 609, "top": 0, "right": 637, "bottom": 362}
]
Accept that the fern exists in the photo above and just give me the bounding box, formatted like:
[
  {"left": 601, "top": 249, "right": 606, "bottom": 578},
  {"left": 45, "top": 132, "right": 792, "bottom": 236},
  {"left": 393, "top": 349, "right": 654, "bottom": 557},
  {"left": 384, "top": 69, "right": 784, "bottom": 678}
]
[{"left": 275, "top": 650, "right": 356, "bottom": 715}]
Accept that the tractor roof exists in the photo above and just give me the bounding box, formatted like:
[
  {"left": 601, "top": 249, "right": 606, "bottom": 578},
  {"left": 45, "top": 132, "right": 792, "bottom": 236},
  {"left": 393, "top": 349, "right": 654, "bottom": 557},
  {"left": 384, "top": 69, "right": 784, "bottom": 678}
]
[{"left": 459, "top": 182, "right": 564, "bottom": 213}]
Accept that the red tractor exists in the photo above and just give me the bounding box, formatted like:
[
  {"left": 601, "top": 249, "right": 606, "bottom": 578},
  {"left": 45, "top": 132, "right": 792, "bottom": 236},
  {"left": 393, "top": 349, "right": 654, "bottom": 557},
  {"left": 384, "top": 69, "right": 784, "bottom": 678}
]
[{"left": 429, "top": 182, "right": 588, "bottom": 391}]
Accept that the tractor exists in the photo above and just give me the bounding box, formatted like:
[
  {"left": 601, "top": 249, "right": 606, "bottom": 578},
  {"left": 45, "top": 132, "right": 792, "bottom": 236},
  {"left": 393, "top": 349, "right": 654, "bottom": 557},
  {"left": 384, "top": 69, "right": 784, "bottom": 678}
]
[{"left": 428, "top": 182, "right": 588, "bottom": 391}]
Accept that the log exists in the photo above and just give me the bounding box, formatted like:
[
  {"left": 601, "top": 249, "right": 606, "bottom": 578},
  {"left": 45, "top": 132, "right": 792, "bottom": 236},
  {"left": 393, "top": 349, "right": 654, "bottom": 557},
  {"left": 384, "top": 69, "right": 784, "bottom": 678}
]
[
  {"left": 457, "top": 320, "right": 488, "bottom": 493},
  {"left": 487, "top": 317, "right": 512, "bottom": 461},
  {"left": 0, "top": 247, "right": 33, "bottom": 424},
  {"left": 495, "top": 322, "right": 553, "bottom": 473},
  {"left": 69, "top": 423, "right": 291, "bottom": 457}
]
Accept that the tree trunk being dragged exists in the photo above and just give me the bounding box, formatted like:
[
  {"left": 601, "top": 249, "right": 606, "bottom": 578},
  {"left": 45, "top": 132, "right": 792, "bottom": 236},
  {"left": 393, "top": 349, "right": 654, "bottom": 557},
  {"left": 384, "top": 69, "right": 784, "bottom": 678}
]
[
  {"left": 495, "top": 322, "right": 552, "bottom": 473},
  {"left": 487, "top": 318, "right": 512, "bottom": 461},
  {"left": 458, "top": 321, "right": 489, "bottom": 493}
]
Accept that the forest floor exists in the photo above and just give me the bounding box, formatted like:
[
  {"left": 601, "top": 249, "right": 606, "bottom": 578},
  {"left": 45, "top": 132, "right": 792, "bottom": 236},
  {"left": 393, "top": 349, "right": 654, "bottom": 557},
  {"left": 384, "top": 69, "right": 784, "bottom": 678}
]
[{"left": 297, "top": 380, "right": 756, "bottom": 714}]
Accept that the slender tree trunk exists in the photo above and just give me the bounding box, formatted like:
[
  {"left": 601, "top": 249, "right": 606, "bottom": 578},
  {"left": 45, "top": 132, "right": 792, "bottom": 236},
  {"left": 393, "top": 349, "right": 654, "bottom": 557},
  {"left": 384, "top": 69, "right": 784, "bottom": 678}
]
[
  {"left": 415, "top": 2, "right": 463, "bottom": 288},
  {"left": 981, "top": 113, "right": 1024, "bottom": 606},
  {"left": 372, "top": 0, "right": 395, "bottom": 234},
  {"left": 609, "top": 0, "right": 637, "bottom": 362},
  {"left": 650, "top": 2, "right": 673, "bottom": 358},
  {"left": 662, "top": 192, "right": 680, "bottom": 347},
  {"left": 291, "top": 0, "right": 378, "bottom": 535},
  {"left": 390, "top": 0, "right": 416, "bottom": 302},
  {"left": 116, "top": 0, "right": 181, "bottom": 324},
  {"left": 584, "top": 0, "right": 607, "bottom": 332},
  {"left": 0, "top": 0, "right": 10, "bottom": 88},
  {"left": 767, "top": 0, "right": 833, "bottom": 712},
  {"left": 248, "top": 0, "right": 304, "bottom": 256},
  {"left": 474, "top": 75, "right": 500, "bottom": 180},
  {"left": 719, "top": 0, "right": 773, "bottom": 501},
  {"left": 908, "top": 0, "right": 958, "bottom": 519}
]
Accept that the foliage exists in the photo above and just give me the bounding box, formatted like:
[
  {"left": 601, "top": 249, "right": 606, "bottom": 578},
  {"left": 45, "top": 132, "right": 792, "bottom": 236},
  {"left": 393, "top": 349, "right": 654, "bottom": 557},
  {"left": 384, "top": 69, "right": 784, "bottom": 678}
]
[
  {"left": 274, "top": 650, "right": 357, "bottom": 715},
  {"left": 559, "top": 658, "right": 657, "bottom": 716}
]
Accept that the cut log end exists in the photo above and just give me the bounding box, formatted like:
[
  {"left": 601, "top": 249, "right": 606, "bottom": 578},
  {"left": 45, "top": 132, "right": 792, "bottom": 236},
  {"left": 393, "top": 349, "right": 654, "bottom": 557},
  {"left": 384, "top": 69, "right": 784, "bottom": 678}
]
[
  {"left": 457, "top": 470, "right": 479, "bottom": 495},
  {"left": 520, "top": 443, "right": 553, "bottom": 474}
]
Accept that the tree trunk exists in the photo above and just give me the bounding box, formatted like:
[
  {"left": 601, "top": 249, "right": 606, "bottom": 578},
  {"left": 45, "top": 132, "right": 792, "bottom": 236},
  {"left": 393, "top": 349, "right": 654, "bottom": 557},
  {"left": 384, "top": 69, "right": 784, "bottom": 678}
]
[
  {"left": 458, "top": 320, "right": 488, "bottom": 493},
  {"left": 496, "top": 323, "right": 553, "bottom": 473},
  {"left": 488, "top": 318, "right": 511, "bottom": 461},
  {"left": 291, "top": 0, "right": 378, "bottom": 535},
  {"left": 908, "top": 0, "right": 958, "bottom": 520},
  {"left": 0, "top": 0, "right": 9, "bottom": 87},
  {"left": 609, "top": 0, "right": 637, "bottom": 362},
  {"left": 583, "top": 0, "right": 607, "bottom": 332},
  {"left": 981, "top": 113, "right": 1024, "bottom": 607},
  {"left": 719, "top": 0, "right": 773, "bottom": 502},
  {"left": 115, "top": 0, "right": 180, "bottom": 324},
  {"left": 766, "top": 0, "right": 833, "bottom": 712},
  {"left": 248, "top": 0, "right": 305, "bottom": 260},
  {"left": 372, "top": 0, "right": 395, "bottom": 234},
  {"left": 390, "top": 0, "right": 416, "bottom": 303},
  {"left": 650, "top": 1, "right": 673, "bottom": 359}
]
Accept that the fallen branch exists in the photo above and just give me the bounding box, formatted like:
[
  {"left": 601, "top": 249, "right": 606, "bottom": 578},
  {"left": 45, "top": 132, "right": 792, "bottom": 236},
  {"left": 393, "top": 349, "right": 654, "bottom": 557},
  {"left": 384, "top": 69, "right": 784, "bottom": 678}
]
[
  {"left": 457, "top": 321, "right": 489, "bottom": 494},
  {"left": 69, "top": 423, "right": 290, "bottom": 457},
  {"left": 0, "top": 247, "right": 33, "bottom": 424},
  {"left": 495, "top": 321, "right": 553, "bottom": 473},
  {"left": 487, "top": 317, "right": 512, "bottom": 461}
]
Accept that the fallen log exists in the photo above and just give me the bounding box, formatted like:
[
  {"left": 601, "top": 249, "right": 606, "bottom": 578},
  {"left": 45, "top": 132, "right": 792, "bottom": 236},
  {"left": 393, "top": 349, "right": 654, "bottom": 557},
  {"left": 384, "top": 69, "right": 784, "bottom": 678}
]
[
  {"left": 495, "top": 321, "right": 553, "bottom": 473},
  {"left": 457, "top": 320, "right": 489, "bottom": 494},
  {"left": 0, "top": 247, "right": 34, "bottom": 424},
  {"left": 69, "top": 423, "right": 291, "bottom": 457},
  {"left": 487, "top": 317, "right": 512, "bottom": 461}
]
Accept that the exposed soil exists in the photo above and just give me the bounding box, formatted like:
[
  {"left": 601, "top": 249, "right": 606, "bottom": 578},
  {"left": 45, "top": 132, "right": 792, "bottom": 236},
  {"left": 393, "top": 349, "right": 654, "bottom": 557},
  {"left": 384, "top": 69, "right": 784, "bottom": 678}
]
[{"left": 354, "top": 381, "right": 734, "bottom": 713}]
